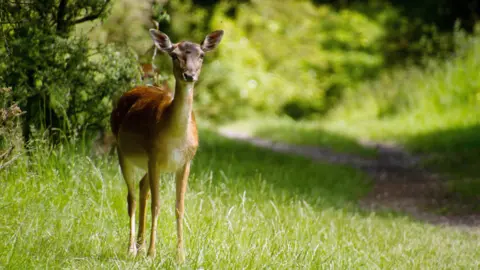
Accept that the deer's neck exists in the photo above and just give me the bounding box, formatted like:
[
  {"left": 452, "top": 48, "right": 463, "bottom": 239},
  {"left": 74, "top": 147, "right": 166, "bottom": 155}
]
[{"left": 166, "top": 81, "right": 194, "bottom": 137}]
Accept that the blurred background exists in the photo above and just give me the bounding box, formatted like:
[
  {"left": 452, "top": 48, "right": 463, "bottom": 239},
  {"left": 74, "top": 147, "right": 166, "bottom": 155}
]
[
  {"left": 1, "top": 2, "right": 480, "bottom": 267},
  {"left": 1, "top": 0, "right": 480, "bottom": 194}
]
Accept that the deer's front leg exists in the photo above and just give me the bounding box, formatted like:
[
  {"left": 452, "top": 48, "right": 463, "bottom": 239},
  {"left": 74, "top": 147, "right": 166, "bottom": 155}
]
[{"left": 175, "top": 162, "right": 190, "bottom": 263}]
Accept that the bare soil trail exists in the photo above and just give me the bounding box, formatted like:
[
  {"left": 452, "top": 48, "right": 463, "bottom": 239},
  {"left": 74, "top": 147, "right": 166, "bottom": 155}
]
[{"left": 219, "top": 129, "right": 480, "bottom": 228}]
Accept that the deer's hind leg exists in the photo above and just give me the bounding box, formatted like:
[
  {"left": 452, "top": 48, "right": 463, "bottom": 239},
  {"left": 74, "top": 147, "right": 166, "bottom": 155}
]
[
  {"left": 117, "top": 150, "right": 137, "bottom": 256},
  {"left": 137, "top": 173, "right": 150, "bottom": 253}
]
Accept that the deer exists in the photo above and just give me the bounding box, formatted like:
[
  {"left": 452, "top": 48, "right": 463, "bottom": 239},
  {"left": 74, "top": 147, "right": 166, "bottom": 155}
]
[
  {"left": 137, "top": 20, "right": 162, "bottom": 86},
  {"left": 110, "top": 28, "right": 224, "bottom": 262},
  {"left": 139, "top": 63, "right": 159, "bottom": 85}
]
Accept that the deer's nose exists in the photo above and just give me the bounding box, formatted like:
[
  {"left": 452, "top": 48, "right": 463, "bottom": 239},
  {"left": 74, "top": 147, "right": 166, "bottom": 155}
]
[{"left": 182, "top": 73, "right": 195, "bottom": 82}]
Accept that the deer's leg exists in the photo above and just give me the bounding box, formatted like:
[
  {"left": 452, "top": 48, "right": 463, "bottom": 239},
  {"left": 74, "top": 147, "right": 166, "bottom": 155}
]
[
  {"left": 118, "top": 150, "right": 137, "bottom": 256},
  {"left": 137, "top": 173, "right": 150, "bottom": 252},
  {"left": 175, "top": 162, "right": 190, "bottom": 263},
  {"left": 147, "top": 157, "right": 160, "bottom": 257}
]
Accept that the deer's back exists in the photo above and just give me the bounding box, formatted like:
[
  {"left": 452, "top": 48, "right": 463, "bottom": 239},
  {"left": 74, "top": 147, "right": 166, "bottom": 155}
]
[
  {"left": 111, "top": 85, "right": 173, "bottom": 139},
  {"left": 111, "top": 85, "right": 198, "bottom": 171}
]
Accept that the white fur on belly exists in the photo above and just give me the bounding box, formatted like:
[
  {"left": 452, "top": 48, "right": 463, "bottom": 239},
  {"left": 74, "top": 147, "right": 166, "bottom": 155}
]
[
  {"left": 119, "top": 132, "right": 187, "bottom": 173},
  {"left": 123, "top": 148, "right": 185, "bottom": 172}
]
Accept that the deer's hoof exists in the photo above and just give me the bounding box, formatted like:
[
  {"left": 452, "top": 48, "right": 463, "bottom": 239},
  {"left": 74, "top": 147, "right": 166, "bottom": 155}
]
[
  {"left": 147, "top": 249, "right": 156, "bottom": 258},
  {"left": 177, "top": 248, "right": 185, "bottom": 264},
  {"left": 137, "top": 242, "right": 147, "bottom": 255},
  {"left": 128, "top": 246, "right": 137, "bottom": 257}
]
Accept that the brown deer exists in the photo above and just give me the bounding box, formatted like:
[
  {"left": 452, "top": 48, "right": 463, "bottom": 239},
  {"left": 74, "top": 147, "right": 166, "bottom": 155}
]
[
  {"left": 139, "top": 63, "right": 159, "bottom": 84},
  {"left": 138, "top": 20, "right": 162, "bottom": 86},
  {"left": 110, "top": 29, "right": 224, "bottom": 261}
]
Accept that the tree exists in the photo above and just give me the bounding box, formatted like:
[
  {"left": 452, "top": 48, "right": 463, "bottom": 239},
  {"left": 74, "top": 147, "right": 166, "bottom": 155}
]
[{"left": 0, "top": 0, "right": 139, "bottom": 142}]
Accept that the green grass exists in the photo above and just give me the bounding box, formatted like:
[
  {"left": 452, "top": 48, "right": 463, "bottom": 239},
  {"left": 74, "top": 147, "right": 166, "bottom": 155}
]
[
  {"left": 224, "top": 109, "right": 480, "bottom": 204},
  {"left": 224, "top": 106, "right": 480, "bottom": 173},
  {"left": 1, "top": 130, "right": 479, "bottom": 269},
  {"left": 223, "top": 33, "right": 480, "bottom": 204},
  {"left": 327, "top": 106, "right": 480, "bottom": 205},
  {"left": 221, "top": 118, "right": 377, "bottom": 157}
]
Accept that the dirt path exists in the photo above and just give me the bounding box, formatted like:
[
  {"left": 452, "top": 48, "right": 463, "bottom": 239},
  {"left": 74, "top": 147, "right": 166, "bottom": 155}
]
[{"left": 219, "top": 129, "right": 480, "bottom": 228}]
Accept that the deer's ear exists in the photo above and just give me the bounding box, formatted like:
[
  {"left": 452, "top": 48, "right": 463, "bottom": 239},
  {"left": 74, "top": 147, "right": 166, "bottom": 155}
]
[
  {"left": 201, "top": 30, "right": 224, "bottom": 52},
  {"left": 149, "top": 29, "right": 173, "bottom": 53}
]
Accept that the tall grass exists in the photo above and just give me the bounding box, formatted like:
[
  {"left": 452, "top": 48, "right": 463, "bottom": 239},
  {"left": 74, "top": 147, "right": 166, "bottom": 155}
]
[
  {"left": 322, "top": 28, "right": 480, "bottom": 182},
  {"left": 1, "top": 130, "right": 479, "bottom": 269},
  {"left": 331, "top": 26, "right": 480, "bottom": 124}
]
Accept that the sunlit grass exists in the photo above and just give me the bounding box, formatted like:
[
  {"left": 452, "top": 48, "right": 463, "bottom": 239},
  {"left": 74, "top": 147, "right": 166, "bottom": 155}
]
[
  {"left": 225, "top": 107, "right": 480, "bottom": 203},
  {"left": 223, "top": 35, "right": 480, "bottom": 205},
  {"left": 221, "top": 118, "right": 377, "bottom": 157},
  {"left": 1, "top": 130, "right": 479, "bottom": 269}
]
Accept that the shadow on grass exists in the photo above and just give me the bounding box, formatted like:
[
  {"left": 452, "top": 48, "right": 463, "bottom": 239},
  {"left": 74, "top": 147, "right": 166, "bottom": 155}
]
[
  {"left": 404, "top": 124, "right": 480, "bottom": 203},
  {"left": 219, "top": 118, "right": 480, "bottom": 214},
  {"left": 192, "top": 129, "right": 378, "bottom": 214}
]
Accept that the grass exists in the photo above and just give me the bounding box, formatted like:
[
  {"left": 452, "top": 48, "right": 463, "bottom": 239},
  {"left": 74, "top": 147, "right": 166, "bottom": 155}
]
[
  {"left": 223, "top": 106, "right": 480, "bottom": 173},
  {"left": 221, "top": 118, "right": 377, "bottom": 157},
  {"left": 224, "top": 110, "right": 480, "bottom": 204},
  {"left": 1, "top": 130, "right": 479, "bottom": 269},
  {"left": 222, "top": 33, "right": 480, "bottom": 204}
]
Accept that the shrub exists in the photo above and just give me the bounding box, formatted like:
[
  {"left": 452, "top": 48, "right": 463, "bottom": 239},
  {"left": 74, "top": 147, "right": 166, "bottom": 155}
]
[
  {"left": 0, "top": 87, "right": 23, "bottom": 170},
  {"left": 333, "top": 25, "right": 480, "bottom": 120},
  {"left": 0, "top": 1, "right": 140, "bottom": 140},
  {"left": 1, "top": 33, "right": 139, "bottom": 140}
]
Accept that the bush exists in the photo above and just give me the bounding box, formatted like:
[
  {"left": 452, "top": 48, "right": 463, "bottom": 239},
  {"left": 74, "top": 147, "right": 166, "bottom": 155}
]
[
  {"left": 333, "top": 25, "right": 480, "bottom": 120},
  {"left": 0, "top": 87, "right": 23, "bottom": 150},
  {"left": 0, "top": 1, "right": 140, "bottom": 140},
  {"left": 0, "top": 87, "right": 23, "bottom": 171},
  {"left": 0, "top": 32, "right": 139, "bottom": 139}
]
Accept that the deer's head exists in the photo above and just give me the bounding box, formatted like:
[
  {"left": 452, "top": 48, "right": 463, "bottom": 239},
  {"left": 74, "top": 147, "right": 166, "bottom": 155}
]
[{"left": 149, "top": 29, "right": 224, "bottom": 83}]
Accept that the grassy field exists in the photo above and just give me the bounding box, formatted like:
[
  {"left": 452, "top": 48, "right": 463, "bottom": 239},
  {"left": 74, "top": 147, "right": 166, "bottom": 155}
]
[
  {"left": 1, "top": 130, "right": 479, "bottom": 269},
  {"left": 222, "top": 34, "right": 480, "bottom": 204},
  {"left": 221, "top": 119, "right": 378, "bottom": 157},
  {"left": 223, "top": 106, "right": 480, "bottom": 175},
  {"left": 223, "top": 111, "right": 480, "bottom": 204}
]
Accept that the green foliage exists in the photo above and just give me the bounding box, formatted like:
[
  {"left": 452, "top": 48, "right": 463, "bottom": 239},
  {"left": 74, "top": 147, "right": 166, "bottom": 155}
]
[
  {"left": 81, "top": 0, "right": 480, "bottom": 122},
  {"left": 334, "top": 25, "right": 480, "bottom": 120},
  {"left": 0, "top": 0, "right": 140, "bottom": 139},
  {"left": 1, "top": 0, "right": 478, "bottom": 139},
  {"left": 192, "top": 0, "right": 479, "bottom": 120},
  {"left": 194, "top": 0, "right": 385, "bottom": 120},
  {"left": 229, "top": 26, "right": 480, "bottom": 203},
  {"left": 85, "top": 0, "right": 389, "bottom": 121},
  {"left": 67, "top": 43, "right": 140, "bottom": 131},
  {"left": 0, "top": 87, "right": 23, "bottom": 152},
  {"left": 349, "top": 1, "right": 456, "bottom": 65},
  {"left": 77, "top": 0, "right": 159, "bottom": 56},
  {"left": 1, "top": 32, "right": 139, "bottom": 137}
]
